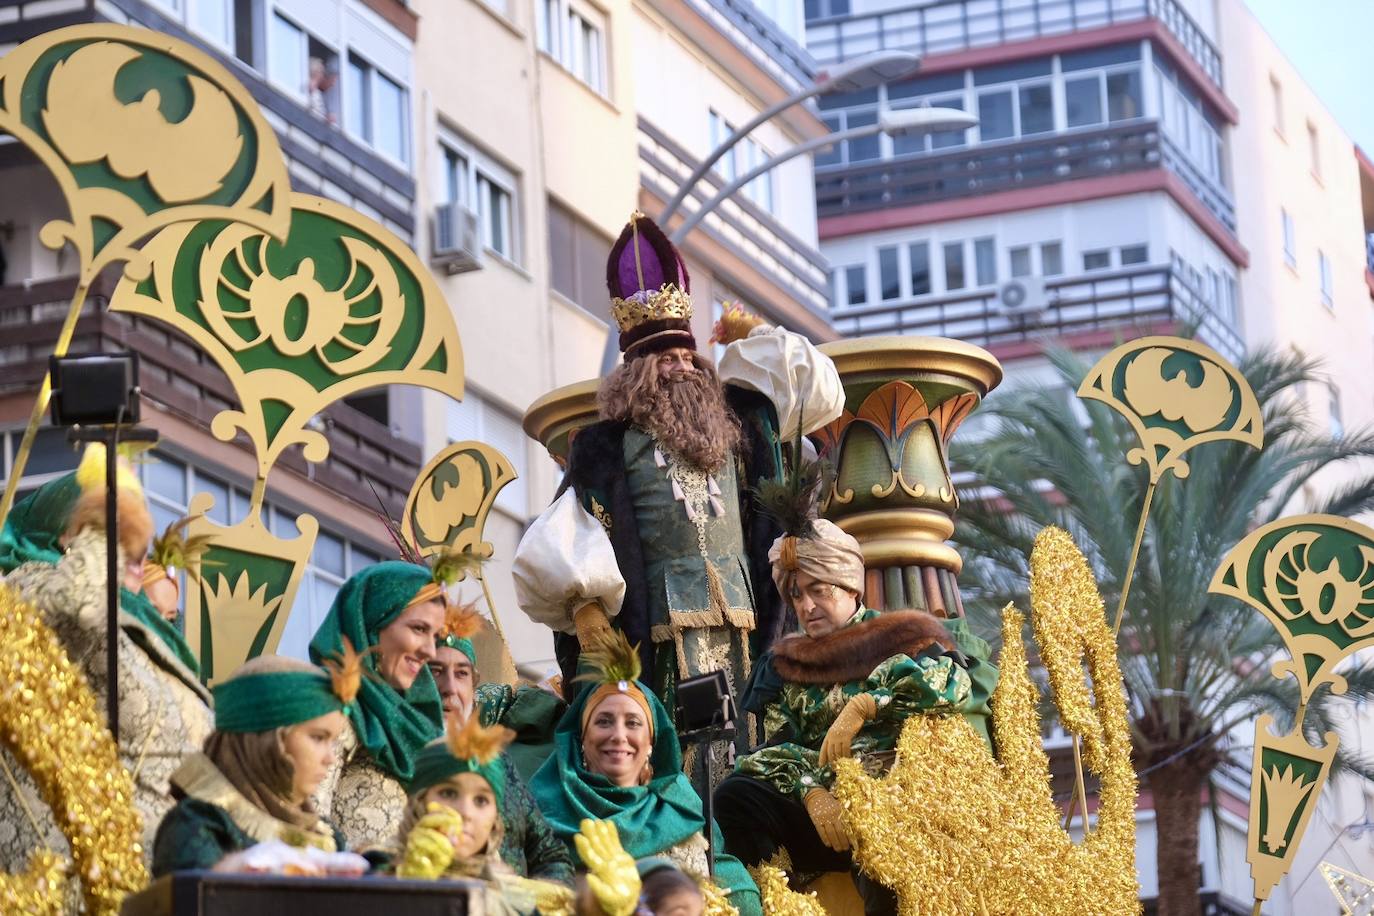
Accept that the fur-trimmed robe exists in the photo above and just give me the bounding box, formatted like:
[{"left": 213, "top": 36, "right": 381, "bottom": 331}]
[
  {"left": 734, "top": 606, "right": 976, "bottom": 801},
  {"left": 551, "top": 386, "right": 783, "bottom": 697}
]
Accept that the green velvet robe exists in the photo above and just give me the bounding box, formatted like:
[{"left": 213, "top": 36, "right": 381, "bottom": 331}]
[
  {"left": 152, "top": 798, "right": 347, "bottom": 876},
  {"left": 736, "top": 608, "right": 996, "bottom": 801}
]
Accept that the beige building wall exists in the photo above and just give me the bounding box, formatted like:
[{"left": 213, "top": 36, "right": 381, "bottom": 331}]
[
  {"left": 1223, "top": 0, "right": 1374, "bottom": 461},
  {"left": 1218, "top": 1, "right": 1374, "bottom": 910},
  {"left": 410, "top": 0, "right": 635, "bottom": 674}
]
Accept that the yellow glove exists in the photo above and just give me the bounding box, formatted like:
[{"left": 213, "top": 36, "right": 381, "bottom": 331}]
[
  {"left": 397, "top": 803, "right": 463, "bottom": 879},
  {"left": 818, "top": 693, "right": 878, "bottom": 767},
  {"left": 803, "top": 788, "right": 850, "bottom": 852},
  {"left": 573, "top": 818, "right": 641, "bottom": 916},
  {"left": 710, "top": 302, "right": 768, "bottom": 345},
  {"left": 573, "top": 602, "right": 613, "bottom": 648}
]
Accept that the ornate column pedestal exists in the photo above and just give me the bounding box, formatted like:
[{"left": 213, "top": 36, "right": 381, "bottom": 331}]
[
  {"left": 522, "top": 379, "right": 600, "bottom": 466},
  {"left": 814, "top": 337, "right": 1002, "bottom": 617}
]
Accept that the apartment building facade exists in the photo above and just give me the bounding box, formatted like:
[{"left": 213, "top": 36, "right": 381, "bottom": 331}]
[{"left": 0, "top": 0, "right": 425, "bottom": 664}]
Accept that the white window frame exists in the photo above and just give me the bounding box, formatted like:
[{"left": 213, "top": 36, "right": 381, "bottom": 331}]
[
  {"left": 188, "top": 0, "right": 235, "bottom": 54},
  {"left": 345, "top": 51, "right": 411, "bottom": 167},
  {"left": 437, "top": 127, "right": 520, "bottom": 263},
  {"left": 540, "top": 0, "right": 609, "bottom": 98},
  {"left": 1329, "top": 384, "right": 1344, "bottom": 439},
  {"left": 268, "top": 11, "right": 311, "bottom": 103}
]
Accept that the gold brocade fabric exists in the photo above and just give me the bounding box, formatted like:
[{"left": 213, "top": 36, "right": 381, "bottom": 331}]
[
  {"left": 0, "top": 529, "right": 212, "bottom": 873},
  {"left": 310, "top": 721, "right": 410, "bottom": 852}
]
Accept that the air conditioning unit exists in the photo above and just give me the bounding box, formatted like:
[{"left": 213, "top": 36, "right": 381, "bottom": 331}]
[
  {"left": 994, "top": 277, "right": 1049, "bottom": 316},
  {"left": 431, "top": 202, "right": 483, "bottom": 275}
]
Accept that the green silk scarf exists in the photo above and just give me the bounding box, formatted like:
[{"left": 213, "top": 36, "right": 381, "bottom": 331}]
[{"left": 308, "top": 561, "right": 444, "bottom": 781}]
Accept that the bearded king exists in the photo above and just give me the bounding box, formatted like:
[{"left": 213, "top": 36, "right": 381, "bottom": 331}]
[{"left": 513, "top": 212, "right": 842, "bottom": 776}]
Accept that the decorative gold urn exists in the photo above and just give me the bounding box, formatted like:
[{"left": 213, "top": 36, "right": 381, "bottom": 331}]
[
  {"left": 522, "top": 379, "right": 600, "bottom": 465},
  {"left": 814, "top": 337, "right": 1001, "bottom": 616}
]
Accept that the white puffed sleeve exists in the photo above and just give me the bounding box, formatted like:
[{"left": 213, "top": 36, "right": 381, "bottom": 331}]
[
  {"left": 717, "top": 325, "right": 845, "bottom": 438},
  {"left": 512, "top": 489, "right": 627, "bottom": 634}
]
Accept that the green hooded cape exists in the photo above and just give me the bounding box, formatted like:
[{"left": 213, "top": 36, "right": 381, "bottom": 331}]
[
  {"left": 529, "top": 679, "right": 761, "bottom": 915},
  {"left": 0, "top": 471, "right": 201, "bottom": 676},
  {"left": 308, "top": 561, "right": 444, "bottom": 782}
]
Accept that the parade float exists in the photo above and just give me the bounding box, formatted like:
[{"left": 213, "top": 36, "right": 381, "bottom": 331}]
[{"left": 0, "top": 21, "right": 1369, "bottom": 916}]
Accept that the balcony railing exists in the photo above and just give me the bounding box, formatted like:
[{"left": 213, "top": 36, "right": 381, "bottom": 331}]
[
  {"left": 638, "top": 117, "right": 832, "bottom": 320},
  {"left": 830, "top": 264, "right": 1244, "bottom": 363},
  {"left": 0, "top": 278, "right": 421, "bottom": 514},
  {"left": 815, "top": 120, "right": 1236, "bottom": 234},
  {"left": 806, "top": 0, "right": 1222, "bottom": 89}
]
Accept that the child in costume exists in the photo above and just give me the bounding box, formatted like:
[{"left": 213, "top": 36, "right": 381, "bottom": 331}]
[
  {"left": 431, "top": 604, "right": 574, "bottom": 886},
  {"left": 307, "top": 560, "right": 449, "bottom": 850},
  {"left": 151, "top": 652, "right": 360, "bottom": 875},
  {"left": 392, "top": 716, "right": 573, "bottom": 915},
  {"left": 713, "top": 463, "right": 994, "bottom": 915},
  {"left": 529, "top": 630, "right": 760, "bottom": 915},
  {"left": 0, "top": 445, "right": 211, "bottom": 871}
]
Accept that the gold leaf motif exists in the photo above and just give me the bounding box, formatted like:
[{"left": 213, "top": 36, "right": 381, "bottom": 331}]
[
  {"left": 403, "top": 441, "right": 519, "bottom": 561},
  {"left": 1260, "top": 532, "right": 1374, "bottom": 640},
  {"left": 42, "top": 42, "right": 243, "bottom": 204},
  {"left": 1078, "top": 336, "right": 1262, "bottom": 484},
  {"left": 855, "top": 381, "right": 929, "bottom": 440},
  {"left": 1259, "top": 764, "right": 1318, "bottom": 853}
]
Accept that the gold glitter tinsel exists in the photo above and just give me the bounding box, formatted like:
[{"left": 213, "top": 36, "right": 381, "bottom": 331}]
[
  {"left": 748, "top": 862, "right": 827, "bottom": 916},
  {"left": 0, "top": 850, "right": 65, "bottom": 915},
  {"left": 0, "top": 583, "right": 148, "bottom": 914},
  {"left": 831, "top": 527, "right": 1138, "bottom": 915}
]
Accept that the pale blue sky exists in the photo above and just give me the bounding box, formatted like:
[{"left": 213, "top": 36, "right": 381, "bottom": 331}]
[{"left": 1243, "top": 0, "right": 1374, "bottom": 154}]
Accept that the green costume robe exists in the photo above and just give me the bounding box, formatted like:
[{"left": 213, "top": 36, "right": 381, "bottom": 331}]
[
  {"left": 152, "top": 756, "right": 346, "bottom": 876},
  {"left": 530, "top": 677, "right": 762, "bottom": 915},
  {"left": 475, "top": 682, "right": 566, "bottom": 783},
  {"left": 736, "top": 608, "right": 996, "bottom": 800}
]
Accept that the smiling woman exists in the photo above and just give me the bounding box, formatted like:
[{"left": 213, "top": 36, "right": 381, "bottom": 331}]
[{"left": 307, "top": 561, "right": 447, "bottom": 850}]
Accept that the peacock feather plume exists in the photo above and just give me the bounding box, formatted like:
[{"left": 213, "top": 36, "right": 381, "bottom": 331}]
[
  {"left": 573, "top": 628, "right": 643, "bottom": 687},
  {"left": 446, "top": 710, "right": 514, "bottom": 765},
  {"left": 753, "top": 405, "right": 834, "bottom": 539}
]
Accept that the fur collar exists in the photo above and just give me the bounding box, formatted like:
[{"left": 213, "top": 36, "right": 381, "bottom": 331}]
[{"left": 771, "top": 610, "right": 955, "bottom": 685}]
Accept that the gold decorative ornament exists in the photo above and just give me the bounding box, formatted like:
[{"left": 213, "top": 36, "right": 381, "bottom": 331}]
[
  {"left": 0, "top": 583, "right": 148, "bottom": 913},
  {"left": 180, "top": 492, "right": 318, "bottom": 684},
  {"left": 1210, "top": 514, "right": 1374, "bottom": 908},
  {"left": 522, "top": 380, "right": 601, "bottom": 466},
  {"left": 109, "top": 193, "right": 465, "bottom": 516},
  {"left": 830, "top": 527, "right": 1138, "bottom": 915},
  {"left": 403, "top": 441, "right": 518, "bottom": 642},
  {"left": 610, "top": 284, "right": 694, "bottom": 332},
  {"left": 1321, "top": 861, "right": 1374, "bottom": 914},
  {"left": 0, "top": 23, "right": 291, "bottom": 524}
]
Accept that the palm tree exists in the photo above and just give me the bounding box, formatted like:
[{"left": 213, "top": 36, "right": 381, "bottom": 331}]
[{"left": 949, "top": 345, "right": 1374, "bottom": 916}]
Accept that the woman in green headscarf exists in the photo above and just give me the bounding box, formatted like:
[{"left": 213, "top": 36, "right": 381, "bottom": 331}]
[
  {"left": 151, "top": 653, "right": 358, "bottom": 875},
  {"left": 529, "top": 632, "right": 761, "bottom": 916},
  {"left": 307, "top": 560, "right": 447, "bottom": 851},
  {"left": 0, "top": 445, "right": 212, "bottom": 874}
]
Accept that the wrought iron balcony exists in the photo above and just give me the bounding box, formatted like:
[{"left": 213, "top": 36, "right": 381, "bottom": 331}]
[
  {"left": 0, "top": 277, "right": 421, "bottom": 514},
  {"left": 830, "top": 264, "right": 1244, "bottom": 364},
  {"left": 815, "top": 120, "right": 1236, "bottom": 235},
  {"left": 806, "top": 0, "right": 1222, "bottom": 90}
]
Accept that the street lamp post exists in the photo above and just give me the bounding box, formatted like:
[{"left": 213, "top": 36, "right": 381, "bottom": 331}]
[
  {"left": 657, "top": 50, "right": 920, "bottom": 224},
  {"left": 668, "top": 107, "right": 979, "bottom": 245}
]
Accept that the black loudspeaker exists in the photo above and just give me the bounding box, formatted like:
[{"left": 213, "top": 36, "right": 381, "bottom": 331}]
[
  {"left": 50, "top": 352, "right": 140, "bottom": 426},
  {"left": 122, "top": 872, "right": 480, "bottom": 916},
  {"left": 675, "top": 668, "right": 736, "bottom": 741}
]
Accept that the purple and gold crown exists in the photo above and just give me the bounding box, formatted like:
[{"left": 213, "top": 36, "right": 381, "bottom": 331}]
[{"left": 607, "top": 212, "right": 696, "bottom": 358}]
